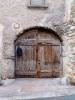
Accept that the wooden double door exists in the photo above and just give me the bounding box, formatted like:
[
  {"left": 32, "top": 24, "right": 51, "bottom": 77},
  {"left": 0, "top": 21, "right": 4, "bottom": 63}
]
[{"left": 16, "top": 44, "right": 60, "bottom": 78}]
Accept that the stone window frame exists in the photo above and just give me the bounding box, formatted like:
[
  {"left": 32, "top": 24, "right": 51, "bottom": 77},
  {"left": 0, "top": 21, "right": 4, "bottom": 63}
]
[{"left": 28, "top": 0, "right": 48, "bottom": 8}]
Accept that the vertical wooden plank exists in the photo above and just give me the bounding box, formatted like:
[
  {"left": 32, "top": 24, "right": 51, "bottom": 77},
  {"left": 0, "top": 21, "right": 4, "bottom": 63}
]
[
  {"left": 44, "top": 46, "right": 49, "bottom": 64},
  {"left": 38, "top": 45, "right": 53, "bottom": 78},
  {"left": 52, "top": 46, "right": 60, "bottom": 77}
]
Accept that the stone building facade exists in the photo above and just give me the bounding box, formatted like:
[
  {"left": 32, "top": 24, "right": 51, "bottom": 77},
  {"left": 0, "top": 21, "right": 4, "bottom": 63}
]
[{"left": 0, "top": 0, "right": 75, "bottom": 83}]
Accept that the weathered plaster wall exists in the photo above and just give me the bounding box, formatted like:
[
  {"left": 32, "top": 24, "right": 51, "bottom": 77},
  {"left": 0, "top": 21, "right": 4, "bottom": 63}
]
[
  {"left": 0, "top": 0, "right": 65, "bottom": 78},
  {"left": 0, "top": 24, "right": 4, "bottom": 79}
]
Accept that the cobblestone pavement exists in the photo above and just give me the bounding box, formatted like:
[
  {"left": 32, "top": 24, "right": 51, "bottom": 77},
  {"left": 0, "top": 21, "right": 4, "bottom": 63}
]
[{"left": 0, "top": 78, "right": 75, "bottom": 100}]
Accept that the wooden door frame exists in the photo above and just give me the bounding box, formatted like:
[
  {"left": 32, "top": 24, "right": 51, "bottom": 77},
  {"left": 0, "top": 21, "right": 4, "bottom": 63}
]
[{"left": 14, "top": 27, "right": 63, "bottom": 78}]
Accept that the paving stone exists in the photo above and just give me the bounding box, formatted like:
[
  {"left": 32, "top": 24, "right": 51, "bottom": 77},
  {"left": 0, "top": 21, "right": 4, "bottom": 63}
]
[{"left": 0, "top": 78, "right": 75, "bottom": 99}]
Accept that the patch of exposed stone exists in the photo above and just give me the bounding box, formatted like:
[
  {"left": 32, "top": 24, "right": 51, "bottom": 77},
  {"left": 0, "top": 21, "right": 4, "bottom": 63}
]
[{"left": 63, "top": 0, "right": 75, "bottom": 83}]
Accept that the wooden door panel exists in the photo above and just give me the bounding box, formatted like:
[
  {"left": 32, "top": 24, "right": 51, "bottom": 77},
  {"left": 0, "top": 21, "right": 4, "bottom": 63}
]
[
  {"left": 16, "top": 46, "right": 37, "bottom": 76},
  {"left": 38, "top": 45, "right": 60, "bottom": 78},
  {"left": 38, "top": 45, "right": 53, "bottom": 77},
  {"left": 16, "top": 45, "right": 60, "bottom": 78},
  {"left": 52, "top": 46, "right": 60, "bottom": 77}
]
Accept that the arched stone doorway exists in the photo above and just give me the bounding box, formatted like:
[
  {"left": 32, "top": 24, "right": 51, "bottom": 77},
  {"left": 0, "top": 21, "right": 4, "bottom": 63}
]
[{"left": 15, "top": 27, "right": 62, "bottom": 78}]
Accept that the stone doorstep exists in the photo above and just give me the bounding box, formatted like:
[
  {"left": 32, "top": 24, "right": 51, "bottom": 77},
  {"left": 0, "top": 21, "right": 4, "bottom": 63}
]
[
  {"left": 0, "top": 77, "right": 69, "bottom": 86},
  {"left": 1, "top": 79, "right": 15, "bottom": 86},
  {"left": 0, "top": 77, "right": 74, "bottom": 87}
]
